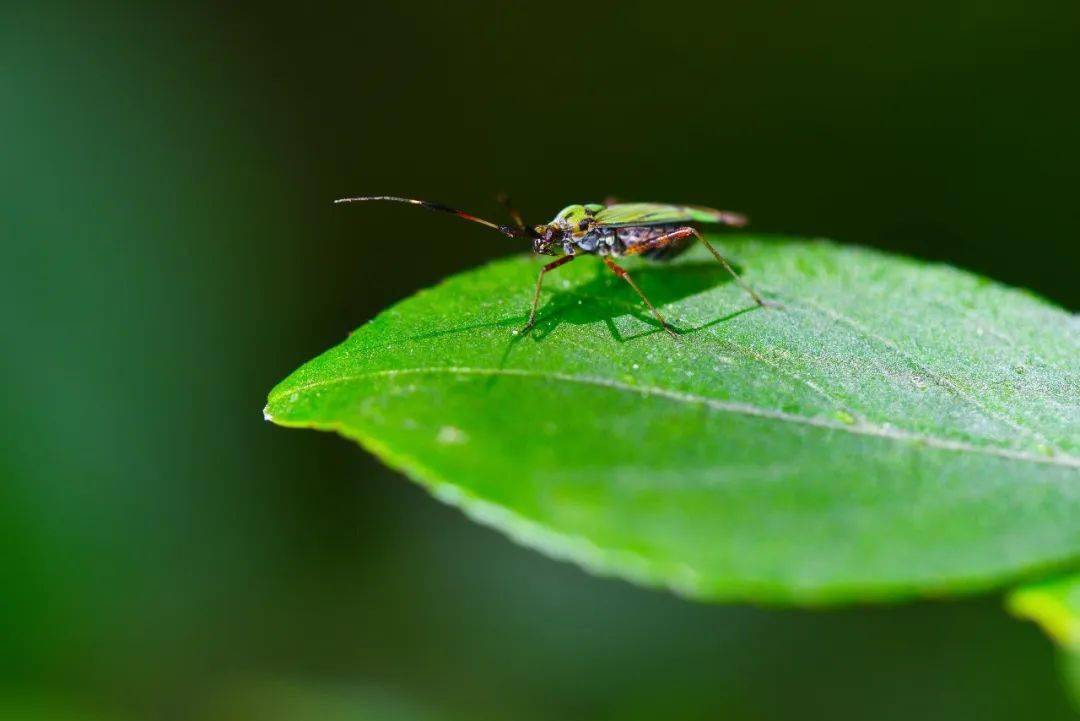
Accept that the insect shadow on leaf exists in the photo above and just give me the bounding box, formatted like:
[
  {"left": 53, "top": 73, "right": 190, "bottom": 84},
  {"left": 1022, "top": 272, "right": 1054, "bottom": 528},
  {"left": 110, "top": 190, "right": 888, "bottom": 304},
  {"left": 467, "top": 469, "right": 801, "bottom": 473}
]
[
  {"left": 395, "top": 257, "right": 760, "bottom": 349},
  {"left": 525, "top": 259, "right": 756, "bottom": 342}
]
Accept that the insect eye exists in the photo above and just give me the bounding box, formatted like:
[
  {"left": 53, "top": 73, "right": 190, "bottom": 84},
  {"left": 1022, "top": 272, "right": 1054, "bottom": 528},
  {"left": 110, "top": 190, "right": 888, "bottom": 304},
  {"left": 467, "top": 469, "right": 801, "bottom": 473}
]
[{"left": 577, "top": 219, "right": 590, "bottom": 231}]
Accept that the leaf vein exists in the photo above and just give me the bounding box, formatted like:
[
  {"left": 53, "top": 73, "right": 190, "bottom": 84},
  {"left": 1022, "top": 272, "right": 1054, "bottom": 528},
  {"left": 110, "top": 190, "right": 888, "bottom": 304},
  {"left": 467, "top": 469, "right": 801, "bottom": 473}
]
[
  {"left": 270, "top": 366, "right": 1080, "bottom": 469},
  {"left": 768, "top": 290, "right": 1067, "bottom": 455}
]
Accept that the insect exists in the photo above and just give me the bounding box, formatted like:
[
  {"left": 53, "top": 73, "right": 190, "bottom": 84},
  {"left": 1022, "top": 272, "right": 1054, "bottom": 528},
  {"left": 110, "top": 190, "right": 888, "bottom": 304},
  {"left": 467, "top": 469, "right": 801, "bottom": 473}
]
[{"left": 335, "top": 195, "right": 766, "bottom": 338}]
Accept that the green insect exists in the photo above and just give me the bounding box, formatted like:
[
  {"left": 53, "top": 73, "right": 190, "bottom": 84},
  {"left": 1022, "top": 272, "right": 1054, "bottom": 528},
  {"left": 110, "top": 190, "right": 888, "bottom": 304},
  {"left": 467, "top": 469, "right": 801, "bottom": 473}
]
[{"left": 335, "top": 195, "right": 766, "bottom": 338}]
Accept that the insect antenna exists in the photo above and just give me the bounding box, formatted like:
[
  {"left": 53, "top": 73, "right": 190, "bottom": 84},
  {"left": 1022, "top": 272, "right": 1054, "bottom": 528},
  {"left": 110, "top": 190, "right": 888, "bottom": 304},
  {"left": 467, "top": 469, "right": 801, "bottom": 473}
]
[{"left": 334, "top": 195, "right": 528, "bottom": 238}]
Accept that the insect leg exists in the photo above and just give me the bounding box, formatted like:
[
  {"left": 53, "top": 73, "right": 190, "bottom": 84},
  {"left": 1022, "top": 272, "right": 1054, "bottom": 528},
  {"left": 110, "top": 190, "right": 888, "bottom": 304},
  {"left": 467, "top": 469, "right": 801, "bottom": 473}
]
[
  {"left": 496, "top": 193, "right": 527, "bottom": 233},
  {"left": 691, "top": 228, "right": 767, "bottom": 307},
  {"left": 520, "top": 255, "right": 576, "bottom": 335},
  {"left": 627, "top": 227, "right": 766, "bottom": 307},
  {"left": 602, "top": 256, "right": 678, "bottom": 339}
]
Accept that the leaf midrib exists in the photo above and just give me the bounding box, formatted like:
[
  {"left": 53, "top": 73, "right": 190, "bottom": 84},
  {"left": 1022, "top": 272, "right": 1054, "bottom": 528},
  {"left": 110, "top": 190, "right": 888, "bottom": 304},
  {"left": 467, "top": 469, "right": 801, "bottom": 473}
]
[{"left": 268, "top": 366, "right": 1080, "bottom": 469}]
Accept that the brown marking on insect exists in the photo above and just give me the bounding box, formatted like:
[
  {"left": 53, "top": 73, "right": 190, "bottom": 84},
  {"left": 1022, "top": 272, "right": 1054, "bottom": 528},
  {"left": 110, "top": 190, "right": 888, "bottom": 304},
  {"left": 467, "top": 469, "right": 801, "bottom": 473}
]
[{"left": 715, "top": 210, "right": 748, "bottom": 227}]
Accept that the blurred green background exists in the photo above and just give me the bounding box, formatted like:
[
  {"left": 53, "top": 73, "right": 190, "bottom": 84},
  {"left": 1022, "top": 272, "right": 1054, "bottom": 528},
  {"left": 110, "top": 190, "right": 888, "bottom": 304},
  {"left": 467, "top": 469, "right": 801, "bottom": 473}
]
[{"left": 2, "top": 1, "right": 1078, "bottom": 719}]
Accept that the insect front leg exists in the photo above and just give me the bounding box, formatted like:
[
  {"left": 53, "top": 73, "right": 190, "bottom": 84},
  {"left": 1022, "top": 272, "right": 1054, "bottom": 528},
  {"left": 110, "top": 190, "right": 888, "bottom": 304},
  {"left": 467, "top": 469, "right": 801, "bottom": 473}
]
[
  {"left": 519, "top": 255, "right": 576, "bottom": 335},
  {"left": 628, "top": 227, "right": 767, "bottom": 308},
  {"left": 601, "top": 256, "right": 678, "bottom": 339}
]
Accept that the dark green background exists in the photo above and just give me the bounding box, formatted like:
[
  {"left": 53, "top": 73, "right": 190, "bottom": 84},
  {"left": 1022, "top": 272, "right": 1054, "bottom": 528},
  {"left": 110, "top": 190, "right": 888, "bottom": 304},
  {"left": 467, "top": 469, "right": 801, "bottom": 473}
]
[{"left": 2, "top": 1, "right": 1077, "bottom": 719}]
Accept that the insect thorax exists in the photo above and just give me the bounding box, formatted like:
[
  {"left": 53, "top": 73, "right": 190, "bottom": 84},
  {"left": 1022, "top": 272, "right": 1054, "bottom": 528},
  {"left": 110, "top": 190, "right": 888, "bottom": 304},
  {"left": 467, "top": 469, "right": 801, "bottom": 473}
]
[{"left": 564, "top": 225, "right": 681, "bottom": 258}]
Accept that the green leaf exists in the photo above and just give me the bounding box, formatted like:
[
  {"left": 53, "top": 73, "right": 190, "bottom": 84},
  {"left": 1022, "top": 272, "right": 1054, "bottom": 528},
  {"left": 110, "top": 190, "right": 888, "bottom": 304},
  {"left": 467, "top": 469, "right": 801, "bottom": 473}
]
[
  {"left": 1008, "top": 574, "right": 1080, "bottom": 710},
  {"left": 265, "top": 237, "right": 1079, "bottom": 604},
  {"left": 211, "top": 679, "right": 468, "bottom": 721},
  {"left": 1009, "top": 574, "right": 1080, "bottom": 649},
  {"left": 1063, "top": 652, "right": 1080, "bottom": 713}
]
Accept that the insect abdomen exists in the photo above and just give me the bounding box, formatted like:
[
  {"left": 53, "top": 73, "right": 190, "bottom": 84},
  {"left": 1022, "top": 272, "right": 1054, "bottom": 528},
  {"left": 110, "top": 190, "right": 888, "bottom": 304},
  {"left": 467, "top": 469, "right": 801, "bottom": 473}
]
[{"left": 615, "top": 225, "right": 688, "bottom": 260}]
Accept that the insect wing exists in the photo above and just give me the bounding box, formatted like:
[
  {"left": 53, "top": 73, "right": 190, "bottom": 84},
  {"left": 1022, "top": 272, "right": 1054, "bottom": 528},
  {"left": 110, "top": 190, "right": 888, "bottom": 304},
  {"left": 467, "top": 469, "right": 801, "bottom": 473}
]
[{"left": 593, "top": 203, "right": 746, "bottom": 228}]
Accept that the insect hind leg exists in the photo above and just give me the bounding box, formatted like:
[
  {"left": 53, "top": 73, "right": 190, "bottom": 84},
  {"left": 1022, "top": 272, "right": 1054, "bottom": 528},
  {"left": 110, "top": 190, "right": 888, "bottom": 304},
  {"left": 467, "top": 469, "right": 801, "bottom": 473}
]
[
  {"left": 689, "top": 228, "right": 767, "bottom": 307},
  {"left": 628, "top": 227, "right": 767, "bottom": 308},
  {"left": 602, "top": 256, "right": 678, "bottom": 339},
  {"left": 639, "top": 233, "right": 694, "bottom": 261}
]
